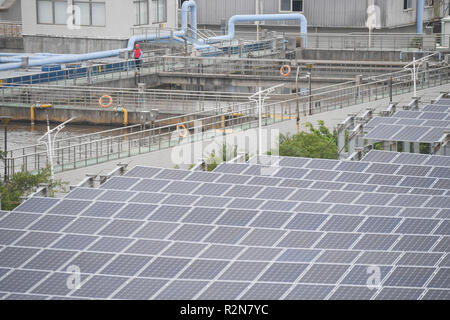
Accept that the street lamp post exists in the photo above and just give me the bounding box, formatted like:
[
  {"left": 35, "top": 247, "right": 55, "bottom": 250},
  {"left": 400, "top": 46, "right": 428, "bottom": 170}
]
[
  {"left": 249, "top": 84, "right": 284, "bottom": 159},
  {"left": 0, "top": 116, "right": 13, "bottom": 182},
  {"left": 38, "top": 116, "right": 77, "bottom": 181},
  {"left": 403, "top": 52, "right": 438, "bottom": 97},
  {"left": 306, "top": 63, "right": 314, "bottom": 116},
  {"left": 295, "top": 65, "right": 300, "bottom": 134}
]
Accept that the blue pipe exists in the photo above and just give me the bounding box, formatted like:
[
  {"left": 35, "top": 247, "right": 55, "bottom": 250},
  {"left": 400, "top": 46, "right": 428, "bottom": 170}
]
[
  {"left": 0, "top": 0, "right": 198, "bottom": 71},
  {"left": 417, "top": 0, "right": 424, "bottom": 34},
  {"left": 206, "top": 13, "right": 307, "bottom": 47}
]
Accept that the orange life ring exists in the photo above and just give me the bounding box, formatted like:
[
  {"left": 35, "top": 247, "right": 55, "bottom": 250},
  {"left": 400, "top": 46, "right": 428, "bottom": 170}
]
[
  {"left": 177, "top": 123, "right": 188, "bottom": 138},
  {"left": 280, "top": 65, "right": 291, "bottom": 77},
  {"left": 99, "top": 95, "right": 113, "bottom": 108}
]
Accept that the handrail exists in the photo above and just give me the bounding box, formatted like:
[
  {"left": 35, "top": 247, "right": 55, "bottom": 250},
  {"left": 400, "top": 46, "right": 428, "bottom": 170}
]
[{"left": 2, "top": 64, "right": 448, "bottom": 177}]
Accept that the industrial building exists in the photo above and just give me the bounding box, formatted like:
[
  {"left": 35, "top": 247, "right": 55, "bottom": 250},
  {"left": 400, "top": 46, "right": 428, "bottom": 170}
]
[
  {"left": 194, "top": 0, "right": 446, "bottom": 31},
  {"left": 19, "top": 0, "right": 177, "bottom": 53}
]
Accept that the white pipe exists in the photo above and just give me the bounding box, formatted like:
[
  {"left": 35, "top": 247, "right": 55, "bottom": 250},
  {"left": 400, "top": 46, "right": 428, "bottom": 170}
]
[
  {"left": 207, "top": 13, "right": 307, "bottom": 46},
  {"left": 0, "top": 0, "right": 199, "bottom": 71}
]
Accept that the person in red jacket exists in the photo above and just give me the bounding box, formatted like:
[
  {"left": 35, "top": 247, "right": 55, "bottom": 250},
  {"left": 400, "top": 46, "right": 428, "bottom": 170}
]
[{"left": 134, "top": 44, "right": 143, "bottom": 70}]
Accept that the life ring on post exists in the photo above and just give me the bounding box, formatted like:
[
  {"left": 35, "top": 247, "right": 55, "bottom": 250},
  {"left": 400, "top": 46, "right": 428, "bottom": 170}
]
[
  {"left": 177, "top": 123, "right": 188, "bottom": 138},
  {"left": 99, "top": 95, "right": 113, "bottom": 108},
  {"left": 280, "top": 65, "right": 291, "bottom": 77}
]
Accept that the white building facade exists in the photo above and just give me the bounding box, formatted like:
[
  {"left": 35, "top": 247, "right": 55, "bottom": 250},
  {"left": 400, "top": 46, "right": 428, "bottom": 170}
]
[{"left": 22, "top": 0, "right": 177, "bottom": 53}]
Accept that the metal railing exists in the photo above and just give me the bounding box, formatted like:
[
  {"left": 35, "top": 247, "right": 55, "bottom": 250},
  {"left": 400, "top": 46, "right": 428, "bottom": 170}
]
[
  {"left": 300, "top": 32, "right": 446, "bottom": 51},
  {"left": 0, "top": 39, "right": 284, "bottom": 87},
  {"left": 2, "top": 65, "right": 449, "bottom": 178},
  {"left": 0, "top": 84, "right": 260, "bottom": 113}
]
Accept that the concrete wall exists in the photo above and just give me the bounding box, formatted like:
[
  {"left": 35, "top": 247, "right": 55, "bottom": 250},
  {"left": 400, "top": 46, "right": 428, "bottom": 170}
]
[
  {"left": 0, "top": 0, "right": 21, "bottom": 22},
  {"left": 22, "top": 0, "right": 177, "bottom": 53},
  {"left": 381, "top": 0, "right": 434, "bottom": 28}
]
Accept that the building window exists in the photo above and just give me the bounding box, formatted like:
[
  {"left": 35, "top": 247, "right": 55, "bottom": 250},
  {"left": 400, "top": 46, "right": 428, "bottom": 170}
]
[
  {"left": 152, "top": 0, "right": 167, "bottom": 23},
  {"left": 135, "top": 0, "right": 149, "bottom": 25},
  {"left": 403, "top": 0, "right": 412, "bottom": 10},
  {"left": 426, "top": 0, "right": 434, "bottom": 6},
  {"left": 37, "top": 0, "right": 67, "bottom": 25},
  {"left": 280, "top": 0, "right": 303, "bottom": 12},
  {"left": 73, "top": 1, "right": 106, "bottom": 26}
]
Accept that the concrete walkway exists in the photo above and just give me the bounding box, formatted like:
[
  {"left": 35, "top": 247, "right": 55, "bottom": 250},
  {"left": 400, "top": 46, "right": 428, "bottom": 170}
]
[{"left": 55, "top": 82, "right": 450, "bottom": 188}]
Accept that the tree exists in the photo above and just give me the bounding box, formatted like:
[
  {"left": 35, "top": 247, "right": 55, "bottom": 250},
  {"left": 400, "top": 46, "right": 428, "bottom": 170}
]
[
  {"left": 0, "top": 167, "right": 66, "bottom": 211},
  {"left": 278, "top": 121, "right": 338, "bottom": 159},
  {"left": 205, "top": 143, "right": 238, "bottom": 171}
]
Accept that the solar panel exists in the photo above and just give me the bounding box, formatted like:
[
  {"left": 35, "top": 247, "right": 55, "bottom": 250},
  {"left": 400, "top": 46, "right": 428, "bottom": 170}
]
[
  {"left": 284, "top": 284, "right": 334, "bottom": 300},
  {"left": 99, "top": 177, "right": 139, "bottom": 190},
  {"left": 237, "top": 247, "right": 282, "bottom": 261},
  {"left": 375, "top": 287, "right": 424, "bottom": 300},
  {"left": 115, "top": 203, "right": 158, "bottom": 220},
  {"left": 392, "top": 126, "right": 431, "bottom": 141},
  {"left": 299, "top": 264, "right": 349, "bottom": 284},
  {"left": 112, "top": 278, "right": 168, "bottom": 300},
  {"left": 219, "top": 261, "right": 268, "bottom": 281},
  {"left": 2, "top": 151, "right": 450, "bottom": 300},
  {"left": 361, "top": 150, "right": 399, "bottom": 163},
  {"left": 329, "top": 286, "right": 375, "bottom": 300},
  {"left": 364, "top": 124, "right": 403, "bottom": 140},
  {"left": 124, "top": 166, "right": 161, "bottom": 178},
  {"left": 383, "top": 266, "right": 435, "bottom": 288}
]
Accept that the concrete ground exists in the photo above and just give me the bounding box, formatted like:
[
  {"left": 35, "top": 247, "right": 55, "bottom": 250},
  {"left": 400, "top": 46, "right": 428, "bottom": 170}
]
[{"left": 55, "top": 82, "right": 450, "bottom": 189}]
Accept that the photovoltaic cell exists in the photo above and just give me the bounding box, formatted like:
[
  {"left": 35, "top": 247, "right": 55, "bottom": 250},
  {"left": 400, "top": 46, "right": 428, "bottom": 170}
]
[
  {"left": 154, "top": 169, "right": 190, "bottom": 180},
  {"left": 250, "top": 211, "right": 293, "bottom": 229},
  {"left": 65, "top": 188, "right": 104, "bottom": 200},
  {"left": 178, "top": 259, "right": 229, "bottom": 280},
  {"left": 132, "top": 179, "right": 171, "bottom": 193},
  {"left": 181, "top": 207, "right": 225, "bottom": 224},
  {"left": 298, "top": 264, "right": 349, "bottom": 284},
  {"left": 155, "top": 280, "right": 208, "bottom": 300},
  {"left": 329, "top": 286, "right": 376, "bottom": 300},
  {"left": 99, "top": 177, "right": 139, "bottom": 190},
  {"left": 395, "top": 218, "right": 440, "bottom": 235},
  {"left": 124, "top": 166, "right": 161, "bottom": 178},
  {"left": 48, "top": 199, "right": 92, "bottom": 215},
  {"left": 361, "top": 150, "right": 399, "bottom": 163},
  {"left": 285, "top": 284, "right": 334, "bottom": 300},
  {"left": 168, "top": 224, "right": 215, "bottom": 242},
  {"left": 237, "top": 247, "right": 282, "bottom": 261},
  {"left": 422, "top": 289, "right": 450, "bottom": 300},
  {"left": 241, "top": 283, "right": 291, "bottom": 300},
  {"left": 198, "top": 282, "right": 249, "bottom": 300},
  {"left": 112, "top": 278, "right": 168, "bottom": 300},
  {"left": 278, "top": 157, "right": 310, "bottom": 168},
  {"left": 320, "top": 215, "right": 365, "bottom": 232},
  {"left": 375, "top": 287, "right": 424, "bottom": 300},
  {"left": 356, "top": 216, "right": 402, "bottom": 233},
  {"left": 383, "top": 266, "right": 435, "bottom": 288},
  {"left": 70, "top": 275, "right": 127, "bottom": 299},
  {"left": 100, "top": 254, "right": 153, "bottom": 276},
  {"left": 259, "top": 263, "right": 308, "bottom": 283},
  {"left": 13, "top": 197, "right": 59, "bottom": 213},
  {"left": 364, "top": 124, "right": 403, "bottom": 140},
  {"left": 114, "top": 203, "right": 157, "bottom": 220},
  {"left": 314, "top": 233, "right": 360, "bottom": 250},
  {"left": 216, "top": 209, "right": 259, "bottom": 226}
]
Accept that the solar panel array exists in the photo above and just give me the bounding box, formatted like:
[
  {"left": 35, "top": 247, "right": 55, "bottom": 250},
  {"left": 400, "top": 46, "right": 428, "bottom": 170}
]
[
  {"left": 364, "top": 104, "right": 450, "bottom": 143},
  {"left": 0, "top": 154, "right": 449, "bottom": 300}
]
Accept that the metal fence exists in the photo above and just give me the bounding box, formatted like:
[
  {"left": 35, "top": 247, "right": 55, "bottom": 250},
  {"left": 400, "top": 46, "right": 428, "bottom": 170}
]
[
  {"left": 0, "top": 84, "right": 263, "bottom": 113},
  {"left": 2, "top": 65, "right": 449, "bottom": 177}
]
